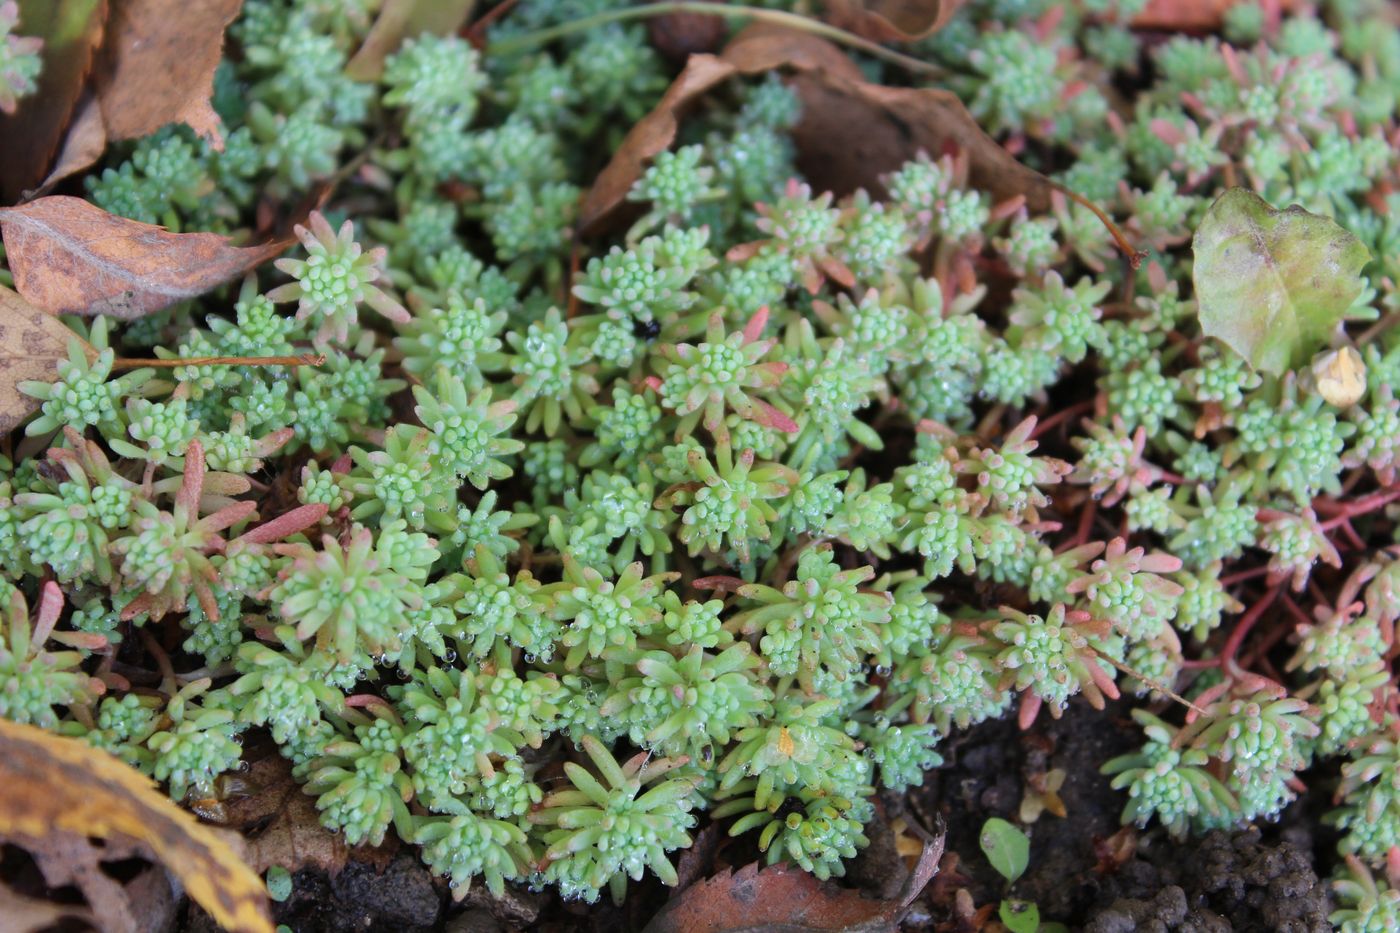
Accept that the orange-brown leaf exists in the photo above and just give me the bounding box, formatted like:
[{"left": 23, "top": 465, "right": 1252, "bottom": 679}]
[
  {"left": 93, "top": 0, "right": 243, "bottom": 146},
  {"left": 0, "top": 283, "right": 95, "bottom": 435},
  {"left": 644, "top": 836, "right": 944, "bottom": 933},
  {"left": 823, "top": 0, "right": 963, "bottom": 42},
  {"left": 0, "top": 717, "right": 273, "bottom": 933},
  {"left": 0, "top": 196, "right": 288, "bottom": 319},
  {"left": 0, "top": 0, "right": 108, "bottom": 203}
]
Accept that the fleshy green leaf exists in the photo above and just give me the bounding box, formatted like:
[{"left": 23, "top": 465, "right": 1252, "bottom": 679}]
[
  {"left": 1191, "top": 187, "right": 1370, "bottom": 376},
  {"left": 979, "top": 816, "right": 1030, "bottom": 884}
]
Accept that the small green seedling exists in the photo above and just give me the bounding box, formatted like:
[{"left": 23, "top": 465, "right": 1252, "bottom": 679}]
[
  {"left": 980, "top": 818, "right": 1067, "bottom": 933},
  {"left": 265, "top": 865, "right": 293, "bottom": 903},
  {"left": 980, "top": 817, "right": 1029, "bottom": 883}
]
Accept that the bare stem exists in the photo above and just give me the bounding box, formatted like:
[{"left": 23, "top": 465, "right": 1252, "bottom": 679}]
[
  {"left": 110, "top": 353, "right": 325, "bottom": 371},
  {"left": 486, "top": 1, "right": 949, "bottom": 78}
]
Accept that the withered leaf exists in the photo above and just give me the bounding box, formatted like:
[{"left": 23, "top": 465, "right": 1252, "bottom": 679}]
[
  {"left": 0, "top": 0, "right": 107, "bottom": 204},
  {"left": 0, "top": 283, "right": 94, "bottom": 435},
  {"left": 0, "top": 881, "right": 96, "bottom": 933},
  {"left": 823, "top": 0, "right": 962, "bottom": 42},
  {"left": 6, "top": 831, "right": 177, "bottom": 933},
  {"left": 222, "top": 749, "right": 351, "bottom": 878},
  {"left": 345, "top": 0, "right": 477, "bottom": 81},
  {"left": 581, "top": 25, "right": 1058, "bottom": 235},
  {"left": 0, "top": 195, "right": 288, "bottom": 319},
  {"left": 578, "top": 26, "right": 862, "bottom": 235},
  {"left": 33, "top": 92, "right": 108, "bottom": 196},
  {"left": 644, "top": 836, "right": 943, "bottom": 933},
  {"left": 0, "top": 717, "right": 273, "bottom": 933},
  {"left": 94, "top": 0, "right": 243, "bottom": 146}
]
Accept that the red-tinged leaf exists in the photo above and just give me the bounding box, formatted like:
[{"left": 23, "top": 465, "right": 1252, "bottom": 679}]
[
  {"left": 0, "top": 196, "right": 289, "bottom": 319},
  {"left": 93, "top": 0, "right": 243, "bottom": 146},
  {"left": 0, "top": 283, "right": 95, "bottom": 435},
  {"left": 0, "top": 0, "right": 108, "bottom": 203},
  {"left": 345, "top": 0, "right": 477, "bottom": 81},
  {"left": 1132, "top": 0, "right": 1298, "bottom": 31},
  {"left": 644, "top": 836, "right": 944, "bottom": 933}
]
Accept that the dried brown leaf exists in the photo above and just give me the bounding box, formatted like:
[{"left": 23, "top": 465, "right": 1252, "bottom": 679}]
[
  {"left": 578, "top": 26, "right": 861, "bottom": 234},
  {"left": 786, "top": 68, "right": 1055, "bottom": 210},
  {"left": 0, "top": 195, "right": 288, "bottom": 319},
  {"left": 0, "top": 880, "right": 97, "bottom": 933},
  {"left": 0, "top": 0, "right": 107, "bottom": 204},
  {"left": 345, "top": 0, "right": 477, "bottom": 81},
  {"left": 822, "top": 0, "right": 962, "bottom": 42},
  {"left": 94, "top": 0, "right": 243, "bottom": 146},
  {"left": 9, "top": 831, "right": 176, "bottom": 933},
  {"left": 643, "top": 836, "right": 944, "bottom": 933},
  {"left": 0, "top": 717, "right": 273, "bottom": 933},
  {"left": 33, "top": 92, "right": 108, "bottom": 195},
  {"left": 222, "top": 750, "right": 351, "bottom": 877},
  {"left": 580, "top": 24, "right": 1056, "bottom": 235},
  {"left": 0, "top": 283, "right": 94, "bottom": 435}
]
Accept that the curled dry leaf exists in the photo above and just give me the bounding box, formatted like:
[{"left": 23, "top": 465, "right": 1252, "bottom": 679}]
[
  {"left": 0, "top": 283, "right": 94, "bottom": 435},
  {"left": 345, "top": 0, "right": 478, "bottom": 81},
  {"left": 0, "top": 195, "right": 289, "bottom": 319},
  {"left": 0, "top": 717, "right": 274, "bottom": 933},
  {"left": 0, "top": 0, "right": 107, "bottom": 204},
  {"left": 31, "top": 91, "right": 108, "bottom": 196},
  {"left": 822, "top": 0, "right": 963, "bottom": 42},
  {"left": 580, "top": 24, "right": 1059, "bottom": 235},
  {"left": 643, "top": 835, "right": 944, "bottom": 933},
  {"left": 94, "top": 0, "right": 243, "bottom": 146}
]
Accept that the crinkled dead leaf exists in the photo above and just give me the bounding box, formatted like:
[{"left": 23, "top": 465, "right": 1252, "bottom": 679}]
[
  {"left": 220, "top": 748, "right": 351, "bottom": 878},
  {"left": 581, "top": 24, "right": 1060, "bottom": 235},
  {"left": 1192, "top": 187, "right": 1370, "bottom": 376},
  {"left": 0, "top": 882, "right": 96, "bottom": 932},
  {"left": 0, "top": 0, "right": 107, "bottom": 204},
  {"left": 5, "top": 831, "right": 179, "bottom": 933},
  {"left": 93, "top": 0, "right": 243, "bottom": 146},
  {"left": 0, "top": 195, "right": 289, "bottom": 319},
  {"left": 643, "top": 836, "right": 943, "bottom": 933},
  {"left": 823, "top": 0, "right": 962, "bottom": 42},
  {"left": 345, "top": 0, "right": 477, "bottom": 81},
  {"left": 0, "top": 283, "right": 94, "bottom": 435},
  {"left": 0, "top": 717, "right": 273, "bottom": 933}
]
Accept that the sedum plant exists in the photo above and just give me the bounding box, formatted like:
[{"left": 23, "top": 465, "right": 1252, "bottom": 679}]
[{"left": 8, "top": 0, "right": 1400, "bottom": 914}]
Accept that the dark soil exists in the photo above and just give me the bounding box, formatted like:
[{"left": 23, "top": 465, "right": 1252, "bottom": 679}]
[{"left": 178, "top": 697, "right": 1335, "bottom": 932}]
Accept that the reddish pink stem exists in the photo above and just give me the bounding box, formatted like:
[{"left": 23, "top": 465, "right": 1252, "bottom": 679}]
[{"left": 1220, "top": 586, "right": 1282, "bottom": 671}]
